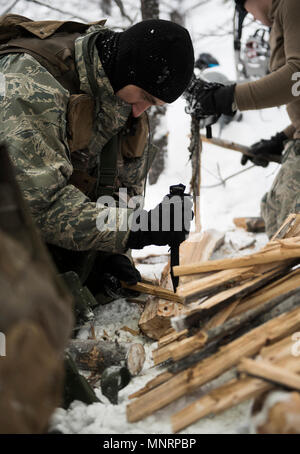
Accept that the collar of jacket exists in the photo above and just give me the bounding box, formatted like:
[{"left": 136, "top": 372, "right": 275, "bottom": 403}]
[
  {"left": 268, "top": 0, "right": 281, "bottom": 23},
  {"left": 74, "top": 25, "right": 131, "bottom": 143}
]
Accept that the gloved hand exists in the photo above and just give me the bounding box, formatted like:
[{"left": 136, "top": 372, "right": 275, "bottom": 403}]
[
  {"left": 104, "top": 254, "right": 141, "bottom": 285},
  {"left": 127, "top": 195, "right": 194, "bottom": 250},
  {"left": 241, "top": 132, "right": 287, "bottom": 167},
  {"left": 186, "top": 79, "right": 236, "bottom": 118}
]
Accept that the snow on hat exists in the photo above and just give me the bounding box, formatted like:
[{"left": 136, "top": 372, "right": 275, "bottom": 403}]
[{"left": 104, "top": 19, "right": 195, "bottom": 104}]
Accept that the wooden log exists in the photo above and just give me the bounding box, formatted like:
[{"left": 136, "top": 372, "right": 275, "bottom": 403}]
[
  {"left": 233, "top": 217, "right": 265, "bottom": 233},
  {"left": 67, "top": 339, "right": 145, "bottom": 376},
  {"left": 126, "top": 305, "right": 300, "bottom": 423},
  {"left": 173, "top": 237, "right": 300, "bottom": 276},
  {"left": 200, "top": 135, "right": 282, "bottom": 163},
  {"left": 238, "top": 358, "right": 300, "bottom": 391}
]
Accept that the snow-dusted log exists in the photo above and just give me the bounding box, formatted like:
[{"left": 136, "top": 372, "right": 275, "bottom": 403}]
[{"left": 67, "top": 339, "right": 145, "bottom": 376}]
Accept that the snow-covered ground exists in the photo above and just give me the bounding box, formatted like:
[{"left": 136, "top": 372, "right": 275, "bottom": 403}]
[{"left": 0, "top": 0, "right": 291, "bottom": 434}]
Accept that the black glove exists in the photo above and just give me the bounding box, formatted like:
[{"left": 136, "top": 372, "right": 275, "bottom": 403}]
[
  {"left": 127, "top": 196, "right": 194, "bottom": 250},
  {"left": 104, "top": 254, "right": 141, "bottom": 285},
  {"left": 241, "top": 132, "right": 287, "bottom": 167},
  {"left": 186, "top": 79, "right": 236, "bottom": 118}
]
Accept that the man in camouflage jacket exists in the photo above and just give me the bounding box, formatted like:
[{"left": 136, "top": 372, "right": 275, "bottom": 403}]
[{"left": 0, "top": 18, "right": 194, "bottom": 285}]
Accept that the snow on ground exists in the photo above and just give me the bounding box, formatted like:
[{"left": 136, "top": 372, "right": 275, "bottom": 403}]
[{"left": 1, "top": 0, "right": 291, "bottom": 435}]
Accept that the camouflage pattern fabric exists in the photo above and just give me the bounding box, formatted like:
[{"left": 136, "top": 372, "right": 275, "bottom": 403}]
[
  {"left": 0, "top": 25, "right": 155, "bottom": 253},
  {"left": 261, "top": 139, "right": 300, "bottom": 237}
]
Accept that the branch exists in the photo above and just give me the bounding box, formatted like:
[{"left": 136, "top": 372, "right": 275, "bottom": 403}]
[
  {"left": 1, "top": 0, "right": 21, "bottom": 15},
  {"left": 25, "top": 0, "right": 91, "bottom": 22},
  {"left": 201, "top": 164, "right": 255, "bottom": 189},
  {"left": 113, "top": 0, "right": 134, "bottom": 24}
]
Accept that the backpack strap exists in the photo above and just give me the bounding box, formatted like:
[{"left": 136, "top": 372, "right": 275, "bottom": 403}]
[{"left": 0, "top": 33, "right": 81, "bottom": 93}]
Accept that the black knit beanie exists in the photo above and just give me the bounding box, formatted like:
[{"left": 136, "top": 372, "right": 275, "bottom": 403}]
[{"left": 96, "top": 19, "right": 195, "bottom": 103}]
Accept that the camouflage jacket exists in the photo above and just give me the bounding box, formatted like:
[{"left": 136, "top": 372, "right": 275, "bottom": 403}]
[{"left": 0, "top": 24, "right": 156, "bottom": 252}]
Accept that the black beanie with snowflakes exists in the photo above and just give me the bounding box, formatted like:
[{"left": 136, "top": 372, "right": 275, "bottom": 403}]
[{"left": 97, "top": 19, "right": 195, "bottom": 103}]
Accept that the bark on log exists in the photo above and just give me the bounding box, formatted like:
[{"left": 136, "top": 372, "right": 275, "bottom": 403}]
[{"left": 67, "top": 339, "right": 145, "bottom": 376}]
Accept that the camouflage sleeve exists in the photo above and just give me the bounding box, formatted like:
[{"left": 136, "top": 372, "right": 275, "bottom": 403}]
[{"left": 0, "top": 53, "right": 132, "bottom": 252}]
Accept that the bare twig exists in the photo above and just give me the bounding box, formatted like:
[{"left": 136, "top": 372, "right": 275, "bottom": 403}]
[
  {"left": 25, "top": 0, "right": 90, "bottom": 22},
  {"left": 1, "top": 0, "right": 21, "bottom": 15},
  {"left": 114, "top": 0, "right": 134, "bottom": 24},
  {"left": 201, "top": 164, "right": 255, "bottom": 189}
]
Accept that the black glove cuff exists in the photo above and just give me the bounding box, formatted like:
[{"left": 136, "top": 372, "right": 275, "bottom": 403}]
[{"left": 215, "top": 84, "right": 236, "bottom": 116}]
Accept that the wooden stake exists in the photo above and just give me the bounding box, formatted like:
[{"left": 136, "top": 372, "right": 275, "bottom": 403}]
[{"left": 200, "top": 135, "right": 281, "bottom": 163}]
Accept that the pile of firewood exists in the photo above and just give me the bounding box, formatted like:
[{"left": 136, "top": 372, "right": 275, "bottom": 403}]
[{"left": 126, "top": 214, "right": 300, "bottom": 433}]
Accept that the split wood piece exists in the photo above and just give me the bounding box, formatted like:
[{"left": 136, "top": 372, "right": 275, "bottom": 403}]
[
  {"left": 153, "top": 331, "right": 208, "bottom": 365},
  {"left": 179, "top": 230, "right": 225, "bottom": 285},
  {"left": 174, "top": 237, "right": 300, "bottom": 276},
  {"left": 203, "top": 299, "right": 241, "bottom": 330},
  {"left": 157, "top": 329, "right": 188, "bottom": 348},
  {"left": 138, "top": 297, "right": 189, "bottom": 340},
  {"left": 138, "top": 230, "right": 223, "bottom": 341},
  {"left": 238, "top": 358, "right": 300, "bottom": 392},
  {"left": 129, "top": 371, "right": 174, "bottom": 400},
  {"left": 200, "top": 135, "right": 282, "bottom": 164},
  {"left": 67, "top": 340, "right": 145, "bottom": 376},
  {"left": 122, "top": 281, "right": 183, "bottom": 304},
  {"left": 154, "top": 285, "right": 300, "bottom": 367},
  {"left": 126, "top": 305, "right": 300, "bottom": 422},
  {"left": 230, "top": 267, "right": 300, "bottom": 318},
  {"left": 171, "top": 354, "right": 300, "bottom": 433},
  {"left": 171, "top": 335, "right": 298, "bottom": 433},
  {"left": 174, "top": 265, "right": 290, "bottom": 331},
  {"left": 176, "top": 266, "right": 256, "bottom": 302},
  {"left": 234, "top": 217, "right": 265, "bottom": 233},
  {"left": 270, "top": 213, "right": 300, "bottom": 241}
]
